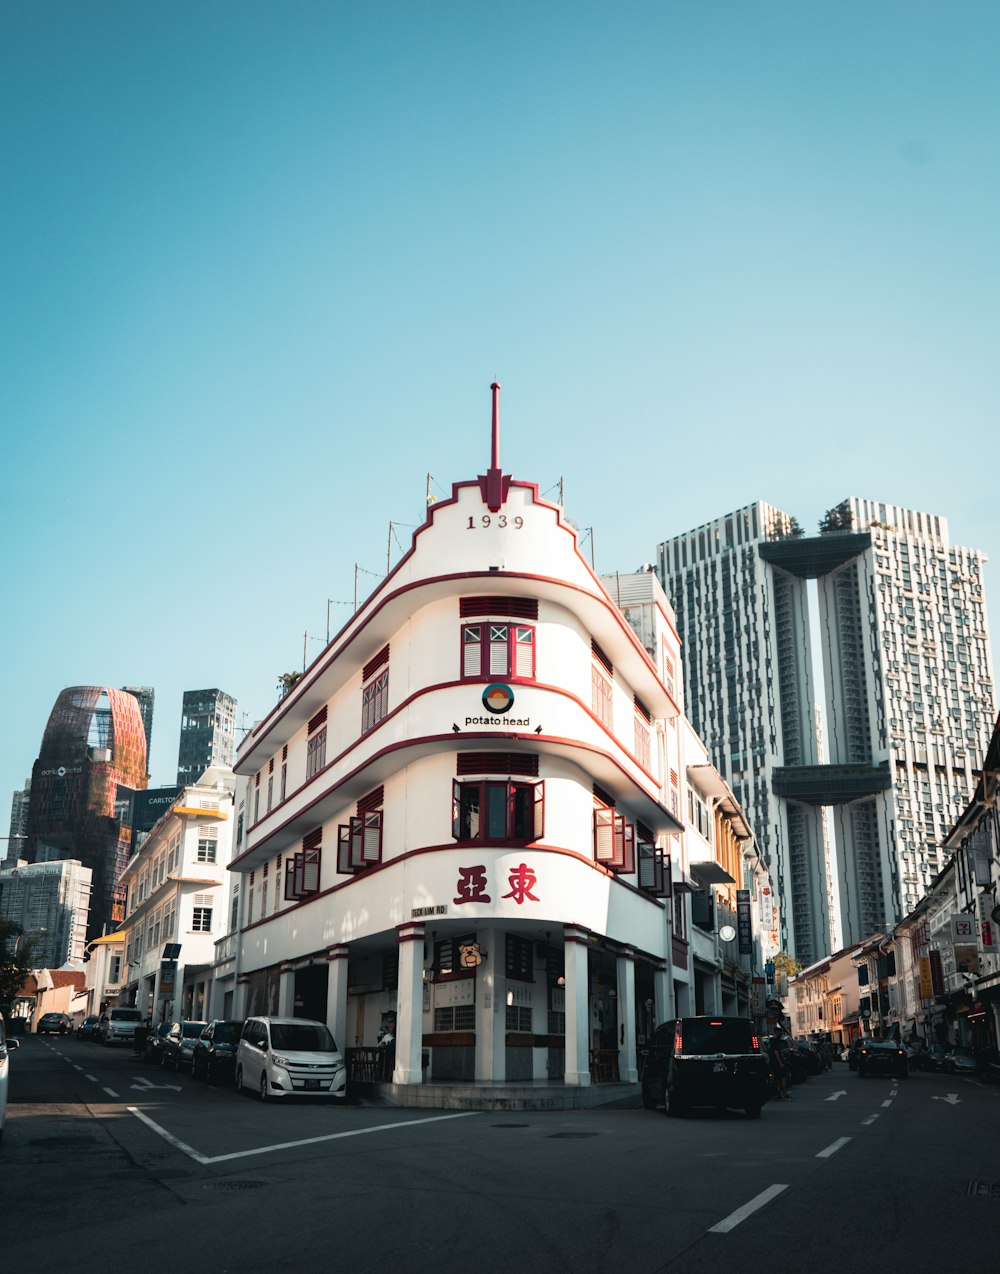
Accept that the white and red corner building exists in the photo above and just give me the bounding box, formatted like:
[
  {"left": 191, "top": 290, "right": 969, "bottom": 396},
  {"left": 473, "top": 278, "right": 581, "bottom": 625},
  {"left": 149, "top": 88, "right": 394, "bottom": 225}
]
[{"left": 224, "top": 453, "right": 763, "bottom": 1088}]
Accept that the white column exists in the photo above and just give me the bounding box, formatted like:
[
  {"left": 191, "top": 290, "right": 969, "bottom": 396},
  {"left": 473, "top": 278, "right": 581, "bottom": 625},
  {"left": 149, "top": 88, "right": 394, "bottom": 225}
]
[
  {"left": 233, "top": 973, "right": 250, "bottom": 1021},
  {"left": 394, "top": 922, "right": 425, "bottom": 1085},
  {"left": 475, "top": 927, "right": 504, "bottom": 1082},
  {"left": 653, "top": 961, "right": 670, "bottom": 1027},
  {"left": 325, "top": 945, "right": 349, "bottom": 1049},
  {"left": 617, "top": 947, "right": 638, "bottom": 1083},
  {"left": 563, "top": 925, "right": 591, "bottom": 1086},
  {"left": 278, "top": 963, "right": 295, "bottom": 1016}
]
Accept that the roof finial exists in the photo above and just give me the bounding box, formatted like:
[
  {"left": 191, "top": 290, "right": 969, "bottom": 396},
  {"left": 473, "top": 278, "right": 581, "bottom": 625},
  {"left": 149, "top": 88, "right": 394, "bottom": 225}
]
[
  {"left": 478, "top": 380, "right": 511, "bottom": 513},
  {"left": 490, "top": 381, "right": 501, "bottom": 469}
]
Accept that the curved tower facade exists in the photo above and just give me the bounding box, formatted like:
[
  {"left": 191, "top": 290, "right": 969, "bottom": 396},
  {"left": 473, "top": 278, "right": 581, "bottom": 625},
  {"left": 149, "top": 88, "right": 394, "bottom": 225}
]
[{"left": 26, "top": 686, "right": 148, "bottom": 940}]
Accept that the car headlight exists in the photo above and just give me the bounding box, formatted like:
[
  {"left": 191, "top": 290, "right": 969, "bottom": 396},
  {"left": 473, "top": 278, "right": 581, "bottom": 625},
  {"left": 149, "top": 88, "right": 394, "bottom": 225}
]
[{"left": 271, "top": 1054, "right": 291, "bottom": 1067}]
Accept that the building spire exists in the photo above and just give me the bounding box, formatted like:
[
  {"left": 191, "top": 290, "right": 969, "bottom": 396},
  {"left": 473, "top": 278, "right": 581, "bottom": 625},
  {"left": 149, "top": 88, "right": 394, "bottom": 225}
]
[{"left": 478, "top": 380, "right": 511, "bottom": 512}]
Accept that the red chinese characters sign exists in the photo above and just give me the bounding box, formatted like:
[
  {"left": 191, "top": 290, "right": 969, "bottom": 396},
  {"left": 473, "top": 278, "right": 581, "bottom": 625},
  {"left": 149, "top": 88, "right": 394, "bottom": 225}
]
[{"left": 453, "top": 863, "right": 540, "bottom": 906}]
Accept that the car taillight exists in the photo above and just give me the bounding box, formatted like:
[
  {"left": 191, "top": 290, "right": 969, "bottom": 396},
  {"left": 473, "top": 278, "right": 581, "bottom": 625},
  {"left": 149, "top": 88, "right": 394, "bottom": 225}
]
[
  {"left": 751, "top": 1034, "right": 760, "bottom": 1050},
  {"left": 674, "top": 1023, "right": 683, "bottom": 1053}
]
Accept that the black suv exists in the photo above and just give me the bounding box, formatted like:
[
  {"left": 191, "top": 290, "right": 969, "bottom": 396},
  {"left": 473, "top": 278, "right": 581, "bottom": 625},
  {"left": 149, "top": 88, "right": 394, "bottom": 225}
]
[{"left": 640, "top": 1015, "right": 768, "bottom": 1119}]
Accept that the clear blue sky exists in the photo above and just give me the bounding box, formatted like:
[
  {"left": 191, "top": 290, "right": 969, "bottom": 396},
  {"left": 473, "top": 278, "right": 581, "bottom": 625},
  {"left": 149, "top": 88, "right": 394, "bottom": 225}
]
[{"left": 2, "top": 2, "right": 998, "bottom": 817}]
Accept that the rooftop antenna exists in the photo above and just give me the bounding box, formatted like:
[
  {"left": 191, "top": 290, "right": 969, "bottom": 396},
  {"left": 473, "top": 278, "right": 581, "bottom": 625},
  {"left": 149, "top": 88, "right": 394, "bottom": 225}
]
[{"left": 477, "top": 381, "right": 511, "bottom": 512}]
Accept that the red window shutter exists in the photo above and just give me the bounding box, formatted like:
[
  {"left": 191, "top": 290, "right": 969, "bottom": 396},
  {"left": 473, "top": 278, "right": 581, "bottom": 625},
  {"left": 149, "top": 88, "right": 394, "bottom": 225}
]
[
  {"left": 634, "top": 695, "right": 650, "bottom": 722},
  {"left": 282, "top": 745, "right": 288, "bottom": 761},
  {"left": 361, "top": 811, "right": 382, "bottom": 864},
  {"left": 621, "top": 821, "right": 635, "bottom": 875},
  {"left": 452, "top": 778, "right": 462, "bottom": 838},
  {"left": 594, "top": 807, "right": 616, "bottom": 863},
  {"left": 488, "top": 624, "right": 509, "bottom": 676},
  {"left": 268, "top": 757, "right": 274, "bottom": 774},
  {"left": 302, "top": 847, "right": 320, "bottom": 894},
  {"left": 337, "top": 825, "right": 352, "bottom": 875},
  {"left": 362, "top": 645, "right": 389, "bottom": 682},
  {"left": 284, "top": 858, "right": 298, "bottom": 901},
  {"left": 533, "top": 782, "right": 545, "bottom": 840},
  {"left": 514, "top": 627, "right": 534, "bottom": 677},
  {"left": 462, "top": 625, "right": 483, "bottom": 677},
  {"left": 308, "top": 706, "right": 328, "bottom": 735}
]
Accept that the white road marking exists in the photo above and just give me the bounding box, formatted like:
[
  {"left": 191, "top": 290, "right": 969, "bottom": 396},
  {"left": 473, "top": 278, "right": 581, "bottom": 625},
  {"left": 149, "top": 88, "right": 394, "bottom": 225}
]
[
  {"left": 85, "top": 1074, "right": 99, "bottom": 1082},
  {"left": 709, "top": 1184, "right": 789, "bottom": 1233},
  {"left": 102, "top": 1088, "right": 120, "bottom": 1098},
  {"left": 825, "top": 1090, "right": 848, "bottom": 1101},
  {"left": 881, "top": 1099, "right": 893, "bottom": 1108},
  {"left": 127, "top": 1107, "right": 481, "bottom": 1165},
  {"left": 861, "top": 1114, "right": 879, "bottom": 1125},
  {"left": 817, "top": 1137, "right": 851, "bottom": 1158}
]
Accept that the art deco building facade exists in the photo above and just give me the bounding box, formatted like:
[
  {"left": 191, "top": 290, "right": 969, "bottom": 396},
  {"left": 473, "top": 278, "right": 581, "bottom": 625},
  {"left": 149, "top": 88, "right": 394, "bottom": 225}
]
[
  {"left": 218, "top": 392, "right": 774, "bottom": 1104},
  {"left": 25, "top": 686, "right": 148, "bottom": 941},
  {"left": 658, "top": 499, "right": 995, "bottom": 964}
]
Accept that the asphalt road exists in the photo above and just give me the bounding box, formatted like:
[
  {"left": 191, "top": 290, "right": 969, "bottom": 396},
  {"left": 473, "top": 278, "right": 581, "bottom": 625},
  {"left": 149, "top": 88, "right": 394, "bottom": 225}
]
[{"left": 2, "top": 1036, "right": 997, "bottom": 1273}]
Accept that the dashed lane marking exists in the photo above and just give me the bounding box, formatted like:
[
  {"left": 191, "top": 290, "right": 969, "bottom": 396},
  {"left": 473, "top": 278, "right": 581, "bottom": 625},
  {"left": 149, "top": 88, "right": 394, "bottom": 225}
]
[
  {"left": 817, "top": 1137, "right": 852, "bottom": 1158},
  {"left": 709, "top": 1184, "right": 789, "bottom": 1233}
]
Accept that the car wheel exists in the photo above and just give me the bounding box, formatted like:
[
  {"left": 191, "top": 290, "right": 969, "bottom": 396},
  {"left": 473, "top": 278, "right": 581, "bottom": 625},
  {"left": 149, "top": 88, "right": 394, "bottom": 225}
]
[
  {"left": 259, "top": 1073, "right": 268, "bottom": 1102},
  {"left": 236, "top": 1064, "right": 244, "bottom": 1094},
  {"left": 665, "top": 1088, "right": 686, "bottom": 1118},
  {"left": 641, "top": 1077, "right": 661, "bottom": 1110},
  {"left": 160, "top": 1050, "right": 169, "bottom": 1069},
  {"left": 745, "top": 1104, "right": 762, "bottom": 1120}
]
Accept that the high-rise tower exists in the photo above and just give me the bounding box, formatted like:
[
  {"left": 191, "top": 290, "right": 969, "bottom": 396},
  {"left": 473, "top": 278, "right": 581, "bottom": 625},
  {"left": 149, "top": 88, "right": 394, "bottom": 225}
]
[
  {"left": 121, "top": 686, "right": 155, "bottom": 771},
  {"left": 658, "top": 499, "right": 995, "bottom": 962},
  {"left": 25, "top": 686, "right": 148, "bottom": 941},
  {"left": 176, "top": 689, "right": 236, "bottom": 786}
]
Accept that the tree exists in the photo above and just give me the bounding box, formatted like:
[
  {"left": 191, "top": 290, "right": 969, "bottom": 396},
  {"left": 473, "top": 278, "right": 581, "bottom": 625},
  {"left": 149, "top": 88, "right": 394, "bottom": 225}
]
[
  {"left": 0, "top": 920, "right": 34, "bottom": 1020},
  {"left": 818, "top": 500, "right": 852, "bottom": 534},
  {"left": 787, "top": 517, "right": 805, "bottom": 539},
  {"left": 772, "top": 950, "right": 803, "bottom": 978},
  {"left": 276, "top": 671, "right": 302, "bottom": 698}
]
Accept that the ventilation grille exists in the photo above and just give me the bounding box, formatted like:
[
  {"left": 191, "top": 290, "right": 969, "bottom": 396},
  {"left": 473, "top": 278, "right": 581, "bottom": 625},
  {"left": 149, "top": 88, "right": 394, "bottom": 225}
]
[
  {"left": 460, "top": 596, "right": 538, "bottom": 619},
  {"left": 357, "top": 785, "right": 385, "bottom": 815},
  {"left": 593, "top": 782, "right": 615, "bottom": 808},
  {"left": 591, "top": 639, "right": 613, "bottom": 675},
  {"left": 362, "top": 645, "right": 390, "bottom": 682},
  {"left": 457, "top": 752, "right": 539, "bottom": 777},
  {"left": 302, "top": 828, "right": 322, "bottom": 851},
  {"left": 308, "top": 706, "right": 328, "bottom": 735}
]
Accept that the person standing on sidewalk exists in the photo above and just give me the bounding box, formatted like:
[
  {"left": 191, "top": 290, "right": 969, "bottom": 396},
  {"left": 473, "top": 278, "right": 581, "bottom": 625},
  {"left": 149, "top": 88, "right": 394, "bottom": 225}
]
[{"left": 768, "top": 1024, "right": 791, "bottom": 1099}]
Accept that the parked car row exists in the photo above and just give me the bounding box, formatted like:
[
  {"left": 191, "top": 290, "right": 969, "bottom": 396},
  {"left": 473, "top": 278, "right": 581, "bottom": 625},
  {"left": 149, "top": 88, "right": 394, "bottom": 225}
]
[{"left": 129, "top": 1015, "right": 349, "bottom": 1101}]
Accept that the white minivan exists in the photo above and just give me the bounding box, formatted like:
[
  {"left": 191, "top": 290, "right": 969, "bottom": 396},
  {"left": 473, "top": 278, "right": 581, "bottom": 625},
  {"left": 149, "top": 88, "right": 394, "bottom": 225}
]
[
  {"left": 235, "top": 1016, "right": 347, "bottom": 1102},
  {"left": 1, "top": 1012, "right": 21, "bottom": 1145}
]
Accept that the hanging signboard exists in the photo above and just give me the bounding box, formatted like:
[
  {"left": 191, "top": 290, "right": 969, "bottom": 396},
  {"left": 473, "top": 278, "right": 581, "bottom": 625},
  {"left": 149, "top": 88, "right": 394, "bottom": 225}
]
[
  {"left": 951, "top": 914, "right": 975, "bottom": 943},
  {"left": 736, "top": 889, "right": 752, "bottom": 955},
  {"left": 918, "top": 955, "right": 933, "bottom": 1000},
  {"left": 751, "top": 977, "right": 766, "bottom": 1017},
  {"left": 980, "top": 920, "right": 998, "bottom": 951}
]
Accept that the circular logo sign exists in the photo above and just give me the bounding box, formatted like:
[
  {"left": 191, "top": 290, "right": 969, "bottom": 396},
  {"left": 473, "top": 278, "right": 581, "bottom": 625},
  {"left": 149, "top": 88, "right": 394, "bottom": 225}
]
[
  {"left": 718, "top": 924, "right": 737, "bottom": 943},
  {"left": 482, "top": 683, "right": 514, "bottom": 714}
]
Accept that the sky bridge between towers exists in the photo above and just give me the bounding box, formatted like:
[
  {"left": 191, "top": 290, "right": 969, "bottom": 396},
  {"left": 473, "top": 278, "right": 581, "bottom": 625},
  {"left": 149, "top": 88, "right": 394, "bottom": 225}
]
[
  {"left": 758, "top": 531, "right": 872, "bottom": 578},
  {"left": 771, "top": 762, "right": 893, "bottom": 806}
]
